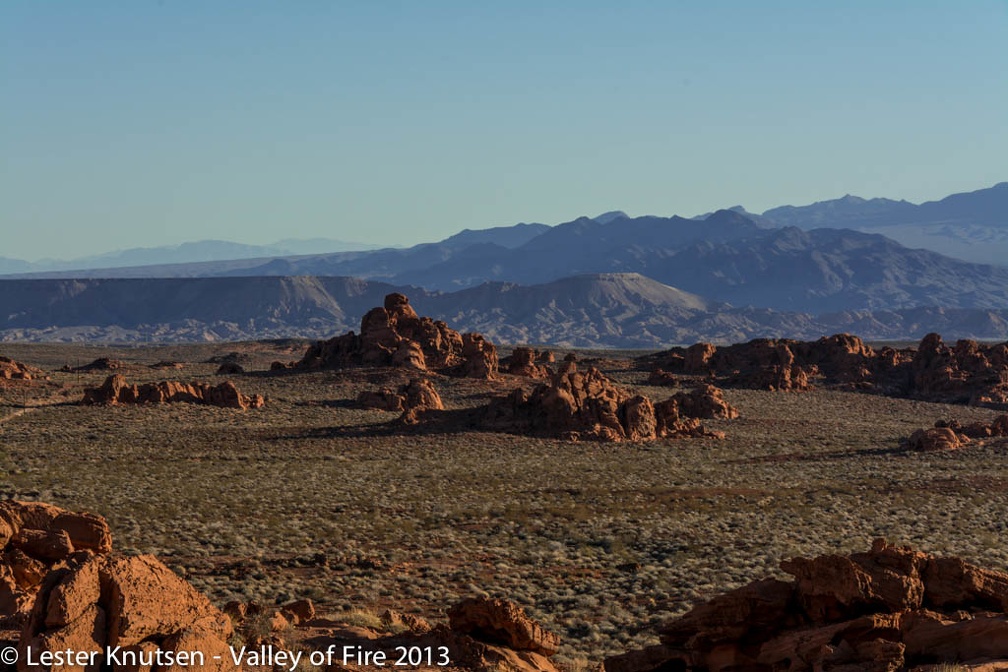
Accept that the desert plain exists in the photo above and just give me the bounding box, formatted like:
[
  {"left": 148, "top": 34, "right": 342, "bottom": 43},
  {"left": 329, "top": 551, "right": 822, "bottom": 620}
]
[{"left": 2, "top": 336, "right": 1007, "bottom": 669}]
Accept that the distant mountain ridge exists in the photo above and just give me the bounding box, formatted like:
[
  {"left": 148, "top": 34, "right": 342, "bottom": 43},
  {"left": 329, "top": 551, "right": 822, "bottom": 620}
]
[
  {"left": 2, "top": 181, "right": 1007, "bottom": 345},
  {"left": 757, "top": 182, "right": 1008, "bottom": 265},
  {"left": 6, "top": 273, "right": 1008, "bottom": 347},
  {"left": 0, "top": 238, "right": 385, "bottom": 276}
]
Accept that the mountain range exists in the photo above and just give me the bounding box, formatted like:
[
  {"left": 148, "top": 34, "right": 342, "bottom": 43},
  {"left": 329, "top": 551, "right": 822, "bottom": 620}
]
[
  {"left": 0, "top": 238, "right": 384, "bottom": 276},
  {"left": 1, "top": 182, "right": 1006, "bottom": 346},
  {"left": 759, "top": 182, "right": 1008, "bottom": 265},
  {"left": 6, "top": 273, "right": 1008, "bottom": 347}
]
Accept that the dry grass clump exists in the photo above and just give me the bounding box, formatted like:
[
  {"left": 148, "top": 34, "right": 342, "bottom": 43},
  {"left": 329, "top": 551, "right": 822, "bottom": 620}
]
[{"left": 2, "top": 341, "right": 1008, "bottom": 662}]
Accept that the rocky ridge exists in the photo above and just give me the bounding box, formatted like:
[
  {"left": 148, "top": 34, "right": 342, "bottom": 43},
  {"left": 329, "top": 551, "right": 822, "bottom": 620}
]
[
  {"left": 81, "top": 374, "right": 265, "bottom": 410},
  {"left": 606, "top": 539, "right": 1008, "bottom": 672},
  {"left": 649, "top": 333, "right": 1008, "bottom": 406}
]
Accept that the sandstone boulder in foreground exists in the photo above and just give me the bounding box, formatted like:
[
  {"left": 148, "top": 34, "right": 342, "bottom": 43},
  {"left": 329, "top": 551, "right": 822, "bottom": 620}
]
[
  {"left": 606, "top": 539, "right": 1008, "bottom": 672},
  {"left": 1, "top": 501, "right": 113, "bottom": 630},
  {"left": 81, "top": 374, "right": 264, "bottom": 410},
  {"left": 442, "top": 596, "right": 561, "bottom": 672},
  {"left": 1, "top": 500, "right": 233, "bottom": 672},
  {"left": 295, "top": 292, "right": 499, "bottom": 379}
]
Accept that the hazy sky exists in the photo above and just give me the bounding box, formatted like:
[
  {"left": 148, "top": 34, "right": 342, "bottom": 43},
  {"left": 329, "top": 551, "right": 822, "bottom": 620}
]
[{"left": 3, "top": 2, "right": 1006, "bottom": 261}]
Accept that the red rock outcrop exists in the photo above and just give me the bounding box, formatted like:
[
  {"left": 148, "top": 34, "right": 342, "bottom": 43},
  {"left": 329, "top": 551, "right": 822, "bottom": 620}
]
[
  {"left": 503, "top": 348, "right": 554, "bottom": 379},
  {"left": 646, "top": 368, "right": 678, "bottom": 386},
  {"left": 901, "top": 414, "right": 1008, "bottom": 452},
  {"left": 72, "top": 358, "right": 126, "bottom": 372},
  {"left": 606, "top": 539, "right": 1008, "bottom": 672},
  {"left": 484, "top": 363, "right": 726, "bottom": 442},
  {"left": 684, "top": 343, "right": 717, "bottom": 375},
  {"left": 448, "top": 597, "right": 559, "bottom": 656},
  {"left": 0, "top": 501, "right": 113, "bottom": 629},
  {"left": 443, "top": 597, "right": 560, "bottom": 672},
  {"left": 671, "top": 384, "right": 739, "bottom": 420},
  {"left": 81, "top": 375, "right": 264, "bottom": 410},
  {"left": 653, "top": 399, "right": 726, "bottom": 440},
  {"left": 149, "top": 360, "right": 184, "bottom": 370},
  {"left": 359, "top": 378, "right": 445, "bottom": 423},
  {"left": 649, "top": 333, "right": 1008, "bottom": 406},
  {"left": 0, "top": 357, "right": 45, "bottom": 381},
  {"left": 456, "top": 333, "right": 499, "bottom": 379},
  {"left": 18, "top": 553, "right": 233, "bottom": 672},
  {"left": 296, "top": 293, "right": 498, "bottom": 379},
  {"left": 215, "top": 361, "right": 244, "bottom": 375},
  {"left": 2, "top": 501, "right": 233, "bottom": 671},
  {"left": 937, "top": 414, "right": 1008, "bottom": 439},
  {"left": 905, "top": 427, "right": 969, "bottom": 452}
]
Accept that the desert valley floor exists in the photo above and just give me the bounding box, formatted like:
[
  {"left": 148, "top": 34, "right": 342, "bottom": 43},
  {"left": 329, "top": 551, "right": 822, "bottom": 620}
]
[{"left": 2, "top": 340, "right": 1008, "bottom": 665}]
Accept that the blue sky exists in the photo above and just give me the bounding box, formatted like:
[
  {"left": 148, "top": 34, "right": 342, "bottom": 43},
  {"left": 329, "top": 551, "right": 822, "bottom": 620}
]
[{"left": 3, "top": 1, "right": 1006, "bottom": 260}]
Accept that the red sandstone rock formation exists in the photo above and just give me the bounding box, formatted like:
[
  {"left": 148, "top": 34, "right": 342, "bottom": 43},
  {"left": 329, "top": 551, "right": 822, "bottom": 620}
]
[
  {"left": 18, "top": 553, "right": 233, "bottom": 672},
  {"left": 503, "top": 347, "right": 554, "bottom": 379},
  {"left": 296, "top": 293, "right": 498, "bottom": 379},
  {"left": 484, "top": 363, "right": 725, "bottom": 442},
  {"left": 457, "top": 333, "right": 499, "bottom": 379},
  {"left": 902, "top": 414, "right": 1008, "bottom": 452},
  {"left": 81, "top": 374, "right": 264, "bottom": 410},
  {"left": 653, "top": 399, "right": 726, "bottom": 440},
  {"left": 646, "top": 368, "right": 678, "bottom": 386},
  {"left": 0, "top": 501, "right": 113, "bottom": 629},
  {"left": 359, "top": 378, "right": 445, "bottom": 423},
  {"left": 0, "top": 357, "right": 45, "bottom": 381},
  {"left": 444, "top": 597, "right": 560, "bottom": 672},
  {"left": 671, "top": 384, "right": 739, "bottom": 420},
  {"left": 605, "top": 539, "right": 1008, "bottom": 672},
  {"left": 938, "top": 414, "right": 1008, "bottom": 439},
  {"left": 683, "top": 342, "right": 717, "bottom": 375},
  {"left": 649, "top": 332, "right": 1008, "bottom": 406},
  {"left": 2, "top": 501, "right": 234, "bottom": 672},
  {"left": 906, "top": 427, "right": 969, "bottom": 452}
]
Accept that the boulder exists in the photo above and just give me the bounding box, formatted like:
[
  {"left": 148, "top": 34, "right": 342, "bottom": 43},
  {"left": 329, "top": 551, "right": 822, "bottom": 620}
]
[
  {"left": 359, "top": 378, "right": 444, "bottom": 422},
  {"left": 503, "top": 348, "right": 553, "bottom": 379},
  {"left": 358, "top": 388, "right": 405, "bottom": 412},
  {"left": 671, "top": 384, "right": 739, "bottom": 419},
  {"left": 215, "top": 361, "right": 244, "bottom": 375},
  {"left": 18, "top": 553, "right": 232, "bottom": 672},
  {"left": 0, "top": 501, "right": 112, "bottom": 629},
  {"left": 906, "top": 427, "right": 968, "bottom": 452},
  {"left": 457, "top": 333, "right": 498, "bottom": 380},
  {"left": 447, "top": 597, "right": 559, "bottom": 657},
  {"left": 645, "top": 369, "right": 677, "bottom": 386},
  {"left": 0, "top": 357, "right": 45, "bottom": 381}
]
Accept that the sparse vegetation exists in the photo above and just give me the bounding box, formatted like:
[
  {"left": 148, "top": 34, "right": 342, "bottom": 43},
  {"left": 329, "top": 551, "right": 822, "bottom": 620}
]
[{"left": 2, "top": 341, "right": 1008, "bottom": 662}]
